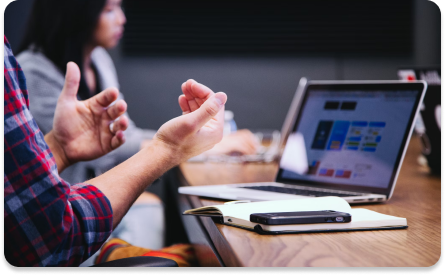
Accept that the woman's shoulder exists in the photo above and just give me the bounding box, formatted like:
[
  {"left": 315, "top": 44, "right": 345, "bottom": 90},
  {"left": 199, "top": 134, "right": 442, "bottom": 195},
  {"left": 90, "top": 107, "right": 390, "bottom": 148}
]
[
  {"left": 91, "top": 47, "right": 118, "bottom": 75},
  {"left": 91, "top": 46, "right": 119, "bottom": 89},
  {"left": 17, "top": 49, "right": 64, "bottom": 82}
]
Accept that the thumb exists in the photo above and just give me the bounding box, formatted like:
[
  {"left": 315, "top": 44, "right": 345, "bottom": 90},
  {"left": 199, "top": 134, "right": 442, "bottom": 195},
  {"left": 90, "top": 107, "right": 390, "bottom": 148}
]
[
  {"left": 185, "top": 92, "right": 227, "bottom": 130},
  {"left": 60, "top": 62, "right": 81, "bottom": 100}
]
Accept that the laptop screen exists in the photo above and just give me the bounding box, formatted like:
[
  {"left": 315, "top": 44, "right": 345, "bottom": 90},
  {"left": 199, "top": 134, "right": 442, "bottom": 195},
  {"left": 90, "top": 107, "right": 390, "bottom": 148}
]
[{"left": 277, "top": 82, "right": 425, "bottom": 195}]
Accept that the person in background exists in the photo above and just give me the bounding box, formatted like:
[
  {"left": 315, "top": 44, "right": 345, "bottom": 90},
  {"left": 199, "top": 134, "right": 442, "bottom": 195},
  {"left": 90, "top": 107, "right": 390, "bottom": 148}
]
[
  {"left": 5, "top": 34, "right": 228, "bottom": 266},
  {"left": 16, "top": 0, "right": 258, "bottom": 265},
  {"left": 17, "top": 0, "right": 259, "bottom": 185}
]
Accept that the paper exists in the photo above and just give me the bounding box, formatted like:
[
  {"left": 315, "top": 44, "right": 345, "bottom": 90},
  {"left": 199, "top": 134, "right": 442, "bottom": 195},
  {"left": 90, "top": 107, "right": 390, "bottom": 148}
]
[{"left": 280, "top": 133, "right": 309, "bottom": 175}]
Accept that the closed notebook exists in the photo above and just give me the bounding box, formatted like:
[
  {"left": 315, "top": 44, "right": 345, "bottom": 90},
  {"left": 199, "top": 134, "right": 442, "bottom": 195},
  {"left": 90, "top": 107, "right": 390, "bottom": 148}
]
[{"left": 183, "top": 197, "right": 407, "bottom": 234}]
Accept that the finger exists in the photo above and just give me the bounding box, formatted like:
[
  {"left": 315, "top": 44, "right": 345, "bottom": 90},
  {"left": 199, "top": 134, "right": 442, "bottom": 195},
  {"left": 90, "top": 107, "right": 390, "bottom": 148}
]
[
  {"left": 111, "top": 130, "right": 126, "bottom": 149},
  {"left": 112, "top": 115, "right": 129, "bottom": 133},
  {"left": 179, "top": 95, "right": 191, "bottom": 114},
  {"left": 227, "top": 139, "right": 257, "bottom": 155},
  {"left": 181, "top": 81, "right": 188, "bottom": 99},
  {"left": 106, "top": 99, "right": 127, "bottom": 120},
  {"left": 190, "top": 81, "right": 214, "bottom": 101},
  {"left": 195, "top": 98, "right": 205, "bottom": 106},
  {"left": 243, "top": 141, "right": 259, "bottom": 154},
  {"left": 188, "top": 98, "right": 200, "bottom": 112},
  {"left": 240, "top": 142, "right": 257, "bottom": 155},
  {"left": 236, "top": 130, "right": 261, "bottom": 148},
  {"left": 241, "top": 131, "right": 261, "bottom": 148},
  {"left": 244, "top": 142, "right": 258, "bottom": 154},
  {"left": 92, "top": 87, "right": 120, "bottom": 108},
  {"left": 181, "top": 80, "right": 200, "bottom": 112},
  {"left": 182, "top": 80, "right": 215, "bottom": 112},
  {"left": 59, "top": 62, "right": 81, "bottom": 100},
  {"left": 188, "top": 82, "right": 213, "bottom": 110},
  {"left": 183, "top": 92, "right": 227, "bottom": 131},
  {"left": 182, "top": 79, "right": 197, "bottom": 100}
]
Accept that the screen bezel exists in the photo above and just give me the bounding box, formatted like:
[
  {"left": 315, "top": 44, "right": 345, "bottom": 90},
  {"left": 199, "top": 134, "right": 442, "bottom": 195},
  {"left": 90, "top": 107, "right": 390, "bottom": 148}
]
[{"left": 275, "top": 81, "right": 426, "bottom": 196}]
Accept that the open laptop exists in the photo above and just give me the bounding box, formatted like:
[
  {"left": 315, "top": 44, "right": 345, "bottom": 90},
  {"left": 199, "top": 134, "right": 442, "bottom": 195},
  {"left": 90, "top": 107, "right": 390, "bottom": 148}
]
[
  {"left": 243, "top": 77, "right": 309, "bottom": 162},
  {"left": 179, "top": 80, "right": 427, "bottom": 204},
  {"left": 188, "top": 77, "right": 309, "bottom": 163},
  {"left": 398, "top": 67, "right": 441, "bottom": 175}
]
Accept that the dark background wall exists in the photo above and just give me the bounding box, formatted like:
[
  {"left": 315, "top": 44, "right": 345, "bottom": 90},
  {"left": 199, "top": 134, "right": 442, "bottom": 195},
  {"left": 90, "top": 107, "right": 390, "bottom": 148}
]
[{"left": 5, "top": 0, "right": 441, "bottom": 131}]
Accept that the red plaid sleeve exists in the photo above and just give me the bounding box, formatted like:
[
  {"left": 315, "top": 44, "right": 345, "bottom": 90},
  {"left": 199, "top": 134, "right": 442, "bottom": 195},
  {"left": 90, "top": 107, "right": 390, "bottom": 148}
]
[{"left": 4, "top": 36, "right": 113, "bottom": 267}]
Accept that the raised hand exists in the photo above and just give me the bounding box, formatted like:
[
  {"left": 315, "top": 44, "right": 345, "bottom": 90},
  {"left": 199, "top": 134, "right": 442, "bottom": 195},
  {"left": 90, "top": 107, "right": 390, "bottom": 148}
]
[
  {"left": 46, "top": 62, "right": 129, "bottom": 171},
  {"left": 87, "top": 80, "right": 226, "bottom": 227},
  {"left": 179, "top": 80, "right": 259, "bottom": 156},
  {"left": 178, "top": 79, "right": 214, "bottom": 114},
  {"left": 153, "top": 79, "right": 227, "bottom": 162}
]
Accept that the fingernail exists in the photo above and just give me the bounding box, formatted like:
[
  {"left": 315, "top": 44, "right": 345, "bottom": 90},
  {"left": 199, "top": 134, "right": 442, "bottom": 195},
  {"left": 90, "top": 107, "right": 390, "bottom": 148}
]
[
  {"left": 214, "top": 93, "right": 227, "bottom": 105},
  {"left": 214, "top": 97, "right": 222, "bottom": 105}
]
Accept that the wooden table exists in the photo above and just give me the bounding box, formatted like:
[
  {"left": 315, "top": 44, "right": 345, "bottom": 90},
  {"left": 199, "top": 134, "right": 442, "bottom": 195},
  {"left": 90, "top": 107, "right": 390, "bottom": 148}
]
[{"left": 175, "top": 136, "right": 441, "bottom": 267}]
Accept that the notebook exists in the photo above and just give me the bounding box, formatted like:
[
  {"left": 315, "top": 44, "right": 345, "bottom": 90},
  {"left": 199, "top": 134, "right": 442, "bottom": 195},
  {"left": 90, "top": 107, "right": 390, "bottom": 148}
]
[
  {"left": 179, "top": 81, "right": 427, "bottom": 204},
  {"left": 183, "top": 197, "right": 407, "bottom": 234},
  {"left": 187, "top": 77, "right": 308, "bottom": 163}
]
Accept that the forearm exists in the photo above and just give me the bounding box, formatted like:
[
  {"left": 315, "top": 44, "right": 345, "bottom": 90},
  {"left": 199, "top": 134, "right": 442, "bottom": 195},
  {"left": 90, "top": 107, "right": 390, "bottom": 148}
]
[
  {"left": 86, "top": 140, "right": 178, "bottom": 228},
  {"left": 45, "top": 131, "right": 70, "bottom": 173}
]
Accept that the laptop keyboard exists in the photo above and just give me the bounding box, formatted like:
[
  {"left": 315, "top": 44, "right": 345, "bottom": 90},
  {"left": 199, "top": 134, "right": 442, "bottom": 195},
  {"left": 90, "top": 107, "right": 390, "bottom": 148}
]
[{"left": 239, "top": 186, "right": 361, "bottom": 197}]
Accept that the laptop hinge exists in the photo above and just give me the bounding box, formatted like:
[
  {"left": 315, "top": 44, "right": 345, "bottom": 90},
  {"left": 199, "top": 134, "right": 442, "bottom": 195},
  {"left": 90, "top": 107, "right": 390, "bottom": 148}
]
[{"left": 276, "top": 180, "right": 385, "bottom": 196}]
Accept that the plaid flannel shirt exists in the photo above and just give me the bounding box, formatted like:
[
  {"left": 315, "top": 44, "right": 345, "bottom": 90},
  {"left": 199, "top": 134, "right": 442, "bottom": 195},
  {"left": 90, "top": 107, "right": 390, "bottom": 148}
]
[{"left": 4, "top": 37, "right": 113, "bottom": 267}]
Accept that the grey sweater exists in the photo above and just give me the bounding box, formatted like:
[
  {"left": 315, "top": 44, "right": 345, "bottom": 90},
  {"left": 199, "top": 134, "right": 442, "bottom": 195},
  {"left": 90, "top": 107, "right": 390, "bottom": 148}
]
[{"left": 17, "top": 47, "right": 156, "bottom": 184}]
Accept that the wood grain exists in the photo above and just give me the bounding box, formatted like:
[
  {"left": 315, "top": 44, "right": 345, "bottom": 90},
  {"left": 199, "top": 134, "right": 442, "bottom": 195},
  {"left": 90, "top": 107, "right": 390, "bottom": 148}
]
[{"left": 179, "top": 136, "right": 441, "bottom": 267}]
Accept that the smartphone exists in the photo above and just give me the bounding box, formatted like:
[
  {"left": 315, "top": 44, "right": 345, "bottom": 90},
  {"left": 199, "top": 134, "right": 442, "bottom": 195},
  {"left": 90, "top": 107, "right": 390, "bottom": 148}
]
[{"left": 250, "top": 210, "right": 351, "bottom": 225}]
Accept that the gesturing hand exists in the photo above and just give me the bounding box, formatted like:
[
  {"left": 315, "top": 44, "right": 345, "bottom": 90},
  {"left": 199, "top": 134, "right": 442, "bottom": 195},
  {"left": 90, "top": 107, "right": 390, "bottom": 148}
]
[
  {"left": 153, "top": 79, "right": 227, "bottom": 163},
  {"left": 204, "top": 129, "right": 260, "bottom": 156},
  {"left": 46, "top": 62, "right": 129, "bottom": 172}
]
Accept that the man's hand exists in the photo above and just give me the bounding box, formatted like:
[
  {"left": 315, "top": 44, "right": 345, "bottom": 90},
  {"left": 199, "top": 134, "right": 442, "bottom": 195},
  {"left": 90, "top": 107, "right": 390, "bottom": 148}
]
[
  {"left": 88, "top": 79, "right": 226, "bottom": 227},
  {"left": 45, "top": 62, "right": 129, "bottom": 172},
  {"left": 153, "top": 79, "right": 227, "bottom": 163},
  {"left": 204, "top": 129, "right": 260, "bottom": 156}
]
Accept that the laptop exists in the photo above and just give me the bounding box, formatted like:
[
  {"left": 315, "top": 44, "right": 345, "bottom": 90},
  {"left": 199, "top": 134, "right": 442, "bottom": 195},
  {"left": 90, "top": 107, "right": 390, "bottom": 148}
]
[
  {"left": 398, "top": 67, "right": 441, "bottom": 175},
  {"left": 188, "top": 77, "right": 309, "bottom": 163},
  {"left": 179, "top": 80, "right": 427, "bottom": 204},
  {"left": 244, "top": 77, "right": 309, "bottom": 162}
]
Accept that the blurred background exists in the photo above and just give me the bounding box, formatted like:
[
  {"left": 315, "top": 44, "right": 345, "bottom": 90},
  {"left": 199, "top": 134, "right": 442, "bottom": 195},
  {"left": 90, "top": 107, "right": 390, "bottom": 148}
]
[{"left": 5, "top": 0, "right": 440, "bottom": 131}]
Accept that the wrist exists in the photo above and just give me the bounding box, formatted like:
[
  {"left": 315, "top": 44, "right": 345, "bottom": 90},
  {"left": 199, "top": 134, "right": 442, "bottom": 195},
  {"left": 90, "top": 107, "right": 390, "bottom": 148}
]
[
  {"left": 146, "top": 139, "right": 183, "bottom": 168},
  {"left": 44, "top": 131, "right": 71, "bottom": 173}
]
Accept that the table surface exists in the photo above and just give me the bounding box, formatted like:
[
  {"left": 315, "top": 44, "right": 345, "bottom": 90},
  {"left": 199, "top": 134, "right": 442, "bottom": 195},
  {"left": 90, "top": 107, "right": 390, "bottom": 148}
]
[{"left": 179, "top": 136, "right": 441, "bottom": 267}]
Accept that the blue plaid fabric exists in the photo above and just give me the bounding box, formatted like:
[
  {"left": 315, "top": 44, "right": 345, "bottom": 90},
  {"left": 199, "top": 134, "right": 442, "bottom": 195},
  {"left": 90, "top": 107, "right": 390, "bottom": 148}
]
[{"left": 4, "top": 36, "right": 113, "bottom": 267}]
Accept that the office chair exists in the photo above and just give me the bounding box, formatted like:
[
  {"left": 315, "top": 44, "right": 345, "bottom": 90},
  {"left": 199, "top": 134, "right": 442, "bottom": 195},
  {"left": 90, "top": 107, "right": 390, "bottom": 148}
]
[{"left": 91, "top": 256, "right": 178, "bottom": 267}]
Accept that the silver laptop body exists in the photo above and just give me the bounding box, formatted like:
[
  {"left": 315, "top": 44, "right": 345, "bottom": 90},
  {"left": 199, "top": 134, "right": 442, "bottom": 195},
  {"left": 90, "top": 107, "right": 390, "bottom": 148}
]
[{"left": 179, "top": 80, "right": 427, "bottom": 204}]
